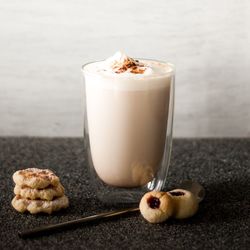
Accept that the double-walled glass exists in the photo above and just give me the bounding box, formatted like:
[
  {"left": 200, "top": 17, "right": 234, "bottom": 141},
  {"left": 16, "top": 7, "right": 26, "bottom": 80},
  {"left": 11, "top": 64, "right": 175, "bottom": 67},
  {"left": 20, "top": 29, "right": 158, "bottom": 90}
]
[{"left": 82, "top": 60, "right": 175, "bottom": 205}]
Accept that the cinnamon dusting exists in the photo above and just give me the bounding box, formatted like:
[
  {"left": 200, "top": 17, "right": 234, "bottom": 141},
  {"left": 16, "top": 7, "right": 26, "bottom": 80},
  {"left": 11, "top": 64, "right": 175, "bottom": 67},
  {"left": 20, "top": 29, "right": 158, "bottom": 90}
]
[{"left": 111, "top": 57, "right": 146, "bottom": 74}]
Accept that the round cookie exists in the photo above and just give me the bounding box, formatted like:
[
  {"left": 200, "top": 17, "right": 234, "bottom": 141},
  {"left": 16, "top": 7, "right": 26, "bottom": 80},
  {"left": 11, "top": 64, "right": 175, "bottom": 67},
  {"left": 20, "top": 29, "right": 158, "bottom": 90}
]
[
  {"left": 168, "top": 189, "right": 199, "bottom": 219},
  {"left": 139, "top": 191, "right": 174, "bottom": 223},
  {"left": 11, "top": 195, "right": 69, "bottom": 214},
  {"left": 14, "top": 183, "right": 65, "bottom": 201},
  {"left": 13, "top": 168, "right": 60, "bottom": 189}
]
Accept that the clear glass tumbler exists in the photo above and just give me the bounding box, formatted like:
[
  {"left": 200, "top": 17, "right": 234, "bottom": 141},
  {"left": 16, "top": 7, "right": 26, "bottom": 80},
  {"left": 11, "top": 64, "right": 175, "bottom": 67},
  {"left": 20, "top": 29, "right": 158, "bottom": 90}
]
[{"left": 82, "top": 59, "right": 175, "bottom": 205}]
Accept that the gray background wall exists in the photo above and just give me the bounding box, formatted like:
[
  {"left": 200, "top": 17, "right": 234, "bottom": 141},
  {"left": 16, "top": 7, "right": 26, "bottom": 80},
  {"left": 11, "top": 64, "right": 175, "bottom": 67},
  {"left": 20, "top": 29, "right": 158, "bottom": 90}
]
[{"left": 0, "top": 0, "right": 249, "bottom": 137}]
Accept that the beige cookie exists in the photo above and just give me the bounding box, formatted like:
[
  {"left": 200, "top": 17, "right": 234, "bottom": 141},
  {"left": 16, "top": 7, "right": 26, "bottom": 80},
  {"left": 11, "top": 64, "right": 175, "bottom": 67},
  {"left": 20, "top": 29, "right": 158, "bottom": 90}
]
[
  {"left": 168, "top": 189, "right": 199, "bottom": 219},
  {"left": 11, "top": 195, "right": 69, "bottom": 214},
  {"left": 13, "top": 168, "right": 60, "bottom": 189},
  {"left": 14, "top": 183, "right": 65, "bottom": 201},
  {"left": 139, "top": 191, "right": 174, "bottom": 223}
]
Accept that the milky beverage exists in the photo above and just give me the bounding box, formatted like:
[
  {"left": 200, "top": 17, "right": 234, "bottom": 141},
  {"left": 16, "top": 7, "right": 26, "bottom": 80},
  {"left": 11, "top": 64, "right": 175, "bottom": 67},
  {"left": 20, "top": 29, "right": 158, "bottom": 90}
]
[{"left": 83, "top": 52, "right": 174, "bottom": 188}]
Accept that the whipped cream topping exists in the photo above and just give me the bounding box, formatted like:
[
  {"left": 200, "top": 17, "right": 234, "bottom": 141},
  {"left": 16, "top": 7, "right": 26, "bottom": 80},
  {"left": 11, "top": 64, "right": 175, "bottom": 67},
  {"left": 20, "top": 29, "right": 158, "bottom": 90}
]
[
  {"left": 104, "top": 51, "right": 148, "bottom": 74},
  {"left": 83, "top": 51, "right": 174, "bottom": 78}
]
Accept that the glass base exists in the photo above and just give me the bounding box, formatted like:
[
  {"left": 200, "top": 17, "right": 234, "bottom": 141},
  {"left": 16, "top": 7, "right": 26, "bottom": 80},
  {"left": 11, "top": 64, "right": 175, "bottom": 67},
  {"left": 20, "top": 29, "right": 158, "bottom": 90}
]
[
  {"left": 90, "top": 166, "right": 149, "bottom": 205},
  {"left": 96, "top": 188, "right": 145, "bottom": 205}
]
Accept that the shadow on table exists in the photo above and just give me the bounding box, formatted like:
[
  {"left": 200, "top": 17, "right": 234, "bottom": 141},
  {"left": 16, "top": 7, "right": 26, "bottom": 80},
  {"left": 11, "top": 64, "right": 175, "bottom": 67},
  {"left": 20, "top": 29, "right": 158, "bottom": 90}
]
[{"left": 194, "top": 178, "right": 250, "bottom": 223}]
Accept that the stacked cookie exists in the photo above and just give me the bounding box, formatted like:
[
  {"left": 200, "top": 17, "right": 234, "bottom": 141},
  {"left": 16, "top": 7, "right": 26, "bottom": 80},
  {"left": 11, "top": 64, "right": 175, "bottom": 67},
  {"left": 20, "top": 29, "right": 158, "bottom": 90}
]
[{"left": 12, "top": 168, "right": 69, "bottom": 214}]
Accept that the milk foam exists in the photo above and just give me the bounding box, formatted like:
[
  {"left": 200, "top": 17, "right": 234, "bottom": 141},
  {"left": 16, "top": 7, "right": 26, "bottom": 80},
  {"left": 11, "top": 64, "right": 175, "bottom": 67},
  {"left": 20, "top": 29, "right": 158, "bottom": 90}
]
[{"left": 83, "top": 51, "right": 174, "bottom": 78}]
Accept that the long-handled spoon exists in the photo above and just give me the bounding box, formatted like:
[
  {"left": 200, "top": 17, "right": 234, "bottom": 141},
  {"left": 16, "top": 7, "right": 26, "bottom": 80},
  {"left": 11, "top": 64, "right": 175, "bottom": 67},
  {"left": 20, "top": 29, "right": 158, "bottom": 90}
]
[{"left": 19, "top": 180, "right": 205, "bottom": 238}]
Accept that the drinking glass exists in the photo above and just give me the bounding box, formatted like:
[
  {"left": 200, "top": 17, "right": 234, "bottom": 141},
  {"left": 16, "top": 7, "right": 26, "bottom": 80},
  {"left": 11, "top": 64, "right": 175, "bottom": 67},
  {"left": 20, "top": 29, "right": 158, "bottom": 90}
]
[{"left": 82, "top": 60, "right": 175, "bottom": 205}]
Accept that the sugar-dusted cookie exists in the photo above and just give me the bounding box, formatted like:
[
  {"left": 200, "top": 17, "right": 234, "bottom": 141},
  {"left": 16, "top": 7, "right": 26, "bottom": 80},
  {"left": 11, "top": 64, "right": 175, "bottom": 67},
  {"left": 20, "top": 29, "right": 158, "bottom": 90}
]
[
  {"left": 11, "top": 195, "right": 69, "bottom": 214},
  {"left": 14, "top": 183, "right": 65, "bottom": 201},
  {"left": 13, "top": 168, "right": 60, "bottom": 189}
]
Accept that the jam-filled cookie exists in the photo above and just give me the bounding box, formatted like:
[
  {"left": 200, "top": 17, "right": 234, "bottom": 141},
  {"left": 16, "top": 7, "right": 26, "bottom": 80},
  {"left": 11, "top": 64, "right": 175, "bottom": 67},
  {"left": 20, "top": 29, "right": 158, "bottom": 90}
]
[
  {"left": 139, "top": 191, "right": 174, "bottom": 223},
  {"left": 168, "top": 189, "right": 199, "bottom": 219}
]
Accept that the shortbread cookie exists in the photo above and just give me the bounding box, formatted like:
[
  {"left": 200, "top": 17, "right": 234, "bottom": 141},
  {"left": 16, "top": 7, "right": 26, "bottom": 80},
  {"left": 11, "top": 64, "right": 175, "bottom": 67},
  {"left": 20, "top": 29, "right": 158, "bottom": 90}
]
[
  {"left": 13, "top": 168, "right": 60, "bottom": 189},
  {"left": 11, "top": 195, "right": 69, "bottom": 214},
  {"left": 14, "top": 183, "right": 65, "bottom": 201},
  {"left": 139, "top": 191, "right": 174, "bottom": 223},
  {"left": 168, "top": 189, "right": 199, "bottom": 219}
]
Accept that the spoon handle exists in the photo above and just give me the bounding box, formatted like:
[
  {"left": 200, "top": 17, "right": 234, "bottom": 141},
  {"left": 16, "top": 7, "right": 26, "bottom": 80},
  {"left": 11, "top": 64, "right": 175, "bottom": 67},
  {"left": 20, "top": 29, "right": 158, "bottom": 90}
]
[{"left": 19, "top": 207, "right": 139, "bottom": 238}]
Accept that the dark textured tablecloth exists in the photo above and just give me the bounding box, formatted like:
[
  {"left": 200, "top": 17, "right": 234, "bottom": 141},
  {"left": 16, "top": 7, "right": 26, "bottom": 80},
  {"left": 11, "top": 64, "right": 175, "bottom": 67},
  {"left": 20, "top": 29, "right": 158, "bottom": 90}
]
[{"left": 0, "top": 138, "right": 249, "bottom": 250}]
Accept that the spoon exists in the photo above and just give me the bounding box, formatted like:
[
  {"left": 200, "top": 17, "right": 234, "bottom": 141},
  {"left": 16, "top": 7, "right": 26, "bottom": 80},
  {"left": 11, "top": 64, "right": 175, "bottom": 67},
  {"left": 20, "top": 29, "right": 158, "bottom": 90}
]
[{"left": 18, "top": 180, "right": 205, "bottom": 238}]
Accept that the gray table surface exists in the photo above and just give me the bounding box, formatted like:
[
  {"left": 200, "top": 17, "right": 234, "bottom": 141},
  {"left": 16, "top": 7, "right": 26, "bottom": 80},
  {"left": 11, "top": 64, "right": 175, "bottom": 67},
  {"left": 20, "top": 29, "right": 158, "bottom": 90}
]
[{"left": 0, "top": 138, "right": 249, "bottom": 250}]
